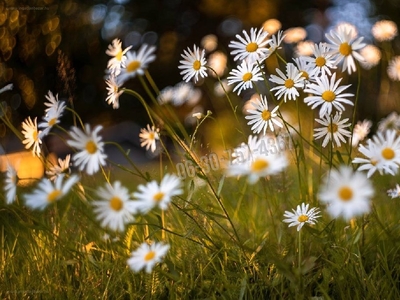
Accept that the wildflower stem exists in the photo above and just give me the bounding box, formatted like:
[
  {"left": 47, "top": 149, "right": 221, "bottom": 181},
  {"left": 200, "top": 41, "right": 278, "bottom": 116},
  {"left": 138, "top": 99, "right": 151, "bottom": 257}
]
[{"left": 348, "top": 66, "right": 361, "bottom": 163}]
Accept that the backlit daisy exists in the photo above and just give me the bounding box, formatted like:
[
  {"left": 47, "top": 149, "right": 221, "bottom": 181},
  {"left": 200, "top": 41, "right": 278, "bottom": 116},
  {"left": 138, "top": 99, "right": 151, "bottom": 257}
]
[
  {"left": 38, "top": 99, "right": 66, "bottom": 137},
  {"left": 4, "top": 163, "right": 18, "bottom": 204},
  {"left": 66, "top": 124, "right": 107, "bottom": 175},
  {"left": 318, "top": 166, "right": 374, "bottom": 220},
  {"left": 372, "top": 129, "right": 400, "bottom": 175},
  {"left": 92, "top": 181, "right": 138, "bottom": 232},
  {"left": 352, "top": 139, "right": 381, "bottom": 178},
  {"left": 24, "top": 174, "right": 79, "bottom": 210},
  {"left": 351, "top": 119, "right": 372, "bottom": 147},
  {"left": 359, "top": 45, "right": 381, "bottom": 70},
  {"left": 304, "top": 42, "right": 336, "bottom": 76},
  {"left": 387, "top": 56, "right": 400, "bottom": 81},
  {"left": 269, "top": 63, "right": 305, "bottom": 102},
  {"left": 313, "top": 112, "right": 352, "bottom": 148},
  {"left": 105, "top": 75, "right": 123, "bottom": 109},
  {"left": 21, "top": 117, "right": 42, "bottom": 157},
  {"left": 178, "top": 45, "right": 208, "bottom": 83},
  {"left": 283, "top": 27, "right": 307, "bottom": 44},
  {"left": 228, "top": 27, "right": 271, "bottom": 63},
  {"left": 372, "top": 20, "right": 398, "bottom": 42},
  {"left": 132, "top": 173, "right": 183, "bottom": 214},
  {"left": 46, "top": 154, "right": 71, "bottom": 181},
  {"left": 207, "top": 51, "right": 227, "bottom": 77},
  {"left": 387, "top": 184, "right": 400, "bottom": 199},
  {"left": 304, "top": 73, "right": 354, "bottom": 118},
  {"left": 127, "top": 242, "right": 170, "bottom": 273},
  {"left": 139, "top": 124, "right": 160, "bottom": 153},
  {"left": 245, "top": 94, "right": 282, "bottom": 135},
  {"left": 106, "top": 38, "right": 132, "bottom": 76},
  {"left": 283, "top": 203, "right": 320, "bottom": 231},
  {"left": 227, "top": 60, "right": 263, "bottom": 95}
]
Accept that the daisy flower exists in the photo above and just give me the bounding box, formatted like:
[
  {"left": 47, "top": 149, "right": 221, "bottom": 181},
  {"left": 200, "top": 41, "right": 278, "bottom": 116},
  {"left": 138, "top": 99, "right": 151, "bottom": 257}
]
[
  {"left": 105, "top": 75, "right": 123, "bottom": 109},
  {"left": 92, "top": 181, "right": 138, "bottom": 232},
  {"left": 127, "top": 242, "right": 170, "bottom": 273},
  {"left": 304, "top": 42, "right": 337, "bottom": 76},
  {"left": 318, "top": 166, "right": 374, "bottom": 220},
  {"left": 207, "top": 51, "right": 227, "bottom": 77},
  {"left": 46, "top": 154, "right": 71, "bottom": 181},
  {"left": 351, "top": 119, "right": 372, "bottom": 147},
  {"left": 21, "top": 117, "right": 42, "bottom": 157},
  {"left": 283, "top": 27, "right": 307, "bottom": 44},
  {"left": 139, "top": 124, "right": 160, "bottom": 153},
  {"left": 106, "top": 38, "right": 132, "bottom": 76},
  {"left": 230, "top": 135, "right": 261, "bottom": 165},
  {"left": 133, "top": 173, "right": 183, "bottom": 214},
  {"left": 268, "top": 30, "right": 285, "bottom": 53},
  {"left": 372, "top": 20, "right": 398, "bottom": 42},
  {"left": 293, "top": 56, "right": 317, "bottom": 83},
  {"left": 294, "top": 40, "right": 314, "bottom": 57},
  {"left": 387, "top": 56, "right": 400, "bottom": 81},
  {"left": 118, "top": 44, "right": 156, "bottom": 84},
  {"left": 359, "top": 45, "right": 381, "bottom": 70},
  {"left": 178, "top": 45, "right": 208, "bottom": 83},
  {"left": 227, "top": 60, "right": 263, "bottom": 95},
  {"left": 283, "top": 203, "right": 320, "bottom": 231},
  {"left": 377, "top": 112, "right": 400, "bottom": 133},
  {"left": 0, "top": 83, "right": 13, "bottom": 94},
  {"left": 38, "top": 99, "right": 66, "bottom": 137},
  {"left": 66, "top": 124, "right": 107, "bottom": 175},
  {"left": 228, "top": 27, "right": 271, "bottom": 63},
  {"left": 313, "top": 112, "right": 352, "bottom": 148},
  {"left": 44, "top": 90, "right": 60, "bottom": 113},
  {"left": 262, "top": 19, "right": 282, "bottom": 35},
  {"left": 387, "top": 184, "right": 400, "bottom": 199},
  {"left": 269, "top": 63, "right": 305, "bottom": 102},
  {"left": 4, "top": 164, "right": 18, "bottom": 204},
  {"left": 245, "top": 94, "right": 282, "bottom": 135},
  {"left": 324, "top": 26, "right": 366, "bottom": 74},
  {"left": 352, "top": 139, "right": 381, "bottom": 178},
  {"left": 303, "top": 73, "right": 354, "bottom": 118},
  {"left": 372, "top": 129, "right": 400, "bottom": 175},
  {"left": 24, "top": 174, "right": 79, "bottom": 210}
]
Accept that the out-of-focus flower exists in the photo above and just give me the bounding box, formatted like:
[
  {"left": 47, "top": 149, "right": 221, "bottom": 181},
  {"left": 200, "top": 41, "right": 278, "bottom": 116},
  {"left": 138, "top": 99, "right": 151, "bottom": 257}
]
[
  {"left": 139, "top": 124, "right": 160, "bottom": 153},
  {"left": 387, "top": 56, "right": 400, "bottom": 81},
  {"left": 377, "top": 112, "right": 400, "bottom": 132},
  {"left": 283, "top": 27, "right": 307, "bottom": 44},
  {"left": 0, "top": 83, "right": 13, "bottom": 94},
  {"left": 105, "top": 75, "right": 123, "bottom": 109},
  {"left": 4, "top": 163, "right": 18, "bottom": 204},
  {"left": 359, "top": 45, "right": 382, "bottom": 70},
  {"left": 127, "top": 242, "right": 170, "bottom": 273},
  {"left": 207, "top": 51, "right": 227, "bottom": 77},
  {"left": 294, "top": 40, "right": 315, "bottom": 57},
  {"left": 22, "top": 117, "right": 42, "bottom": 157},
  {"left": 351, "top": 119, "right": 372, "bottom": 147},
  {"left": 46, "top": 154, "right": 71, "bottom": 181},
  {"left": 201, "top": 34, "right": 218, "bottom": 52},
  {"left": 262, "top": 19, "right": 282, "bottom": 35},
  {"left": 106, "top": 38, "right": 132, "bottom": 76},
  {"left": 372, "top": 20, "right": 398, "bottom": 42},
  {"left": 387, "top": 184, "right": 400, "bottom": 199}
]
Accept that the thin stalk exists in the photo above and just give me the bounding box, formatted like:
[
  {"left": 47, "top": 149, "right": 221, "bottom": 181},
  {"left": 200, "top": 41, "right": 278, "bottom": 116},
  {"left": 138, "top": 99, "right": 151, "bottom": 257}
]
[{"left": 348, "top": 66, "right": 361, "bottom": 163}]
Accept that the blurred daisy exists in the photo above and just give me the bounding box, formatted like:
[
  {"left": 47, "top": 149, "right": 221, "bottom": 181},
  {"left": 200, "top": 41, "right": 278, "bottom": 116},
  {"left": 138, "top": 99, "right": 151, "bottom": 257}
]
[
  {"left": 359, "top": 45, "right": 381, "bottom": 70},
  {"left": 283, "top": 203, "right": 320, "bottom": 231},
  {"left": 132, "top": 174, "right": 183, "bottom": 214},
  {"left": 157, "top": 85, "right": 174, "bottom": 105},
  {"left": 66, "top": 124, "right": 107, "bottom": 175},
  {"left": 178, "top": 45, "right": 208, "bottom": 83},
  {"left": 262, "top": 19, "right": 282, "bottom": 35},
  {"left": 106, "top": 38, "right": 132, "bottom": 76},
  {"left": 24, "top": 174, "right": 79, "bottom": 210},
  {"left": 387, "top": 56, "right": 400, "bottom": 81},
  {"left": 372, "top": 129, "right": 400, "bottom": 175},
  {"left": 372, "top": 20, "right": 398, "bottom": 42},
  {"left": 318, "top": 166, "right": 374, "bottom": 220},
  {"left": 377, "top": 112, "right": 400, "bottom": 132},
  {"left": 21, "top": 117, "right": 42, "bottom": 157},
  {"left": 127, "top": 242, "right": 170, "bottom": 273},
  {"left": 44, "top": 90, "right": 60, "bottom": 113},
  {"left": 230, "top": 135, "right": 260, "bottom": 165},
  {"left": 214, "top": 79, "right": 232, "bottom": 97},
  {"left": 139, "top": 124, "right": 160, "bottom": 153},
  {"left": 92, "top": 181, "right": 137, "bottom": 232},
  {"left": 304, "top": 73, "right": 354, "bottom": 118},
  {"left": 352, "top": 139, "right": 381, "bottom": 178},
  {"left": 387, "top": 184, "right": 400, "bottom": 199},
  {"left": 0, "top": 83, "right": 13, "bottom": 94},
  {"left": 269, "top": 63, "right": 305, "bottom": 102},
  {"left": 118, "top": 44, "right": 156, "bottom": 83},
  {"left": 38, "top": 99, "right": 66, "bottom": 137},
  {"left": 283, "top": 27, "right": 307, "bottom": 44},
  {"left": 245, "top": 94, "right": 282, "bottom": 135},
  {"left": 105, "top": 75, "right": 123, "bottom": 109},
  {"left": 4, "top": 164, "right": 18, "bottom": 204},
  {"left": 325, "top": 26, "right": 366, "bottom": 74},
  {"left": 46, "top": 154, "right": 71, "bottom": 181},
  {"left": 201, "top": 34, "right": 218, "bottom": 52},
  {"left": 207, "top": 51, "right": 227, "bottom": 77},
  {"left": 228, "top": 27, "right": 271, "bottom": 63},
  {"left": 351, "top": 119, "right": 372, "bottom": 147},
  {"left": 304, "top": 42, "right": 336, "bottom": 76},
  {"left": 294, "top": 40, "right": 314, "bottom": 57},
  {"left": 227, "top": 60, "right": 263, "bottom": 95},
  {"left": 313, "top": 112, "right": 352, "bottom": 148},
  {"left": 335, "top": 22, "right": 358, "bottom": 39}
]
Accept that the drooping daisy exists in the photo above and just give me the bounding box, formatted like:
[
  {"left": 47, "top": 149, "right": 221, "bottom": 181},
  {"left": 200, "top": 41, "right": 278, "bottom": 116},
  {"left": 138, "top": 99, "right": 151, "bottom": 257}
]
[
  {"left": 387, "top": 56, "right": 400, "bottom": 82},
  {"left": 24, "top": 174, "right": 79, "bottom": 210},
  {"left": 0, "top": 83, "right": 13, "bottom": 94},
  {"left": 313, "top": 112, "right": 352, "bottom": 148},
  {"left": 105, "top": 75, "right": 123, "bottom": 109},
  {"left": 304, "top": 42, "right": 337, "bottom": 76},
  {"left": 318, "top": 166, "right": 374, "bottom": 220},
  {"left": 4, "top": 163, "right": 18, "bottom": 204},
  {"left": 106, "top": 38, "right": 132, "bottom": 76},
  {"left": 245, "top": 94, "right": 282, "bottom": 135},
  {"left": 46, "top": 154, "right": 71, "bottom": 181},
  {"left": 371, "top": 20, "right": 398, "bottom": 42},
  {"left": 351, "top": 119, "right": 372, "bottom": 147},
  {"left": 359, "top": 45, "right": 381, "bottom": 70},
  {"left": 178, "top": 45, "right": 208, "bottom": 83},
  {"left": 227, "top": 60, "right": 263, "bottom": 95},
  {"left": 387, "top": 184, "right": 400, "bottom": 199},
  {"left": 132, "top": 173, "right": 183, "bottom": 214},
  {"left": 118, "top": 44, "right": 156, "bottom": 84},
  {"left": 352, "top": 139, "right": 381, "bottom": 178},
  {"left": 66, "top": 124, "right": 107, "bottom": 175},
  {"left": 139, "top": 124, "right": 160, "bottom": 153},
  {"left": 92, "top": 181, "right": 138, "bottom": 232},
  {"left": 38, "top": 99, "right": 66, "bottom": 137},
  {"left": 303, "top": 73, "right": 354, "bottom": 118},
  {"left": 228, "top": 27, "right": 271, "bottom": 63},
  {"left": 377, "top": 112, "right": 400, "bottom": 133},
  {"left": 268, "top": 30, "right": 285, "bottom": 53},
  {"left": 21, "top": 117, "right": 42, "bottom": 157},
  {"left": 127, "top": 242, "right": 170, "bottom": 273},
  {"left": 372, "top": 129, "right": 400, "bottom": 175},
  {"left": 269, "top": 63, "right": 305, "bottom": 102},
  {"left": 325, "top": 26, "right": 366, "bottom": 74},
  {"left": 283, "top": 203, "right": 320, "bottom": 231}
]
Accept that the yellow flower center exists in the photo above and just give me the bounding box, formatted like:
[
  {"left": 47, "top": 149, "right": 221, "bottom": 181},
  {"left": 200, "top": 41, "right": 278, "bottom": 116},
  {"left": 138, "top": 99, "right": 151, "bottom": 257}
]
[
  {"left": 85, "top": 140, "right": 97, "bottom": 154},
  {"left": 339, "top": 42, "right": 352, "bottom": 56},
  {"left": 315, "top": 56, "right": 326, "bottom": 67},
  {"left": 109, "top": 196, "right": 123, "bottom": 211},
  {"left": 242, "top": 72, "right": 253, "bottom": 82},
  {"left": 149, "top": 132, "right": 155, "bottom": 140},
  {"left": 126, "top": 60, "right": 141, "bottom": 73},
  {"left": 298, "top": 214, "right": 309, "bottom": 222},
  {"left": 338, "top": 186, "right": 353, "bottom": 201},
  {"left": 47, "top": 189, "right": 62, "bottom": 203},
  {"left": 153, "top": 192, "right": 165, "bottom": 202},
  {"left": 261, "top": 109, "right": 271, "bottom": 121},
  {"left": 328, "top": 123, "right": 338, "bottom": 133},
  {"left": 193, "top": 60, "right": 201, "bottom": 71},
  {"left": 116, "top": 49, "right": 123, "bottom": 61},
  {"left": 284, "top": 79, "right": 294, "bottom": 88},
  {"left": 251, "top": 158, "right": 269, "bottom": 172},
  {"left": 301, "top": 71, "right": 309, "bottom": 80},
  {"left": 144, "top": 251, "right": 156, "bottom": 261},
  {"left": 246, "top": 42, "right": 258, "bottom": 52},
  {"left": 33, "top": 130, "right": 38, "bottom": 141},
  {"left": 48, "top": 118, "right": 57, "bottom": 126},
  {"left": 321, "top": 90, "right": 336, "bottom": 102},
  {"left": 381, "top": 147, "right": 395, "bottom": 160}
]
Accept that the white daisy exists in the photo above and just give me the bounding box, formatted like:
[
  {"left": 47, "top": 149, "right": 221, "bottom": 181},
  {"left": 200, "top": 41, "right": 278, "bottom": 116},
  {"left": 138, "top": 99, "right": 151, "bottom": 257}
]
[
  {"left": 230, "top": 135, "right": 261, "bottom": 165},
  {"left": 227, "top": 60, "right": 263, "bottom": 95},
  {"left": 387, "top": 184, "right": 400, "bottom": 199},
  {"left": 4, "top": 164, "right": 18, "bottom": 204},
  {"left": 352, "top": 139, "right": 381, "bottom": 178},
  {"left": 387, "top": 56, "right": 400, "bottom": 81},
  {"left": 283, "top": 203, "right": 320, "bottom": 231},
  {"left": 377, "top": 112, "right": 400, "bottom": 133},
  {"left": 139, "top": 124, "right": 160, "bottom": 153},
  {"left": 262, "top": 19, "right": 282, "bottom": 35},
  {"left": 293, "top": 56, "right": 317, "bottom": 83},
  {"left": 0, "top": 83, "right": 13, "bottom": 94},
  {"left": 372, "top": 20, "right": 398, "bottom": 42},
  {"left": 228, "top": 27, "right": 271, "bottom": 63},
  {"left": 178, "top": 45, "right": 208, "bottom": 83},
  {"left": 359, "top": 45, "right": 381, "bottom": 70},
  {"left": 351, "top": 119, "right": 372, "bottom": 147},
  {"left": 24, "top": 174, "right": 79, "bottom": 210},
  {"left": 207, "top": 51, "right": 227, "bottom": 77},
  {"left": 66, "top": 124, "right": 107, "bottom": 175},
  {"left": 106, "top": 38, "right": 132, "bottom": 76},
  {"left": 294, "top": 40, "right": 315, "bottom": 57},
  {"left": 21, "top": 117, "right": 42, "bottom": 157},
  {"left": 105, "top": 75, "right": 123, "bottom": 109},
  {"left": 44, "top": 90, "right": 60, "bottom": 114},
  {"left": 283, "top": 27, "right": 307, "bottom": 44},
  {"left": 372, "top": 129, "right": 400, "bottom": 175},
  {"left": 304, "top": 42, "right": 337, "bottom": 76},
  {"left": 269, "top": 63, "right": 305, "bottom": 102},
  {"left": 132, "top": 173, "right": 183, "bottom": 214},
  {"left": 318, "top": 166, "right": 374, "bottom": 220},
  {"left": 303, "top": 73, "right": 354, "bottom": 118},
  {"left": 313, "top": 112, "right": 352, "bottom": 148},
  {"left": 46, "top": 154, "right": 71, "bottom": 181},
  {"left": 38, "top": 99, "right": 66, "bottom": 137},
  {"left": 92, "top": 181, "right": 138, "bottom": 232},
  {"left": 245, "top": 94, "right": 282, "bottom": 135},
  {"left": 268, "top": 30, "right": 285, "bottom": 53},
  {"left": 157, "top": 85, "right": 175, "bottom": 105},
  {"left": 127, "top": 242, "right": 170, "bottom": 273}
]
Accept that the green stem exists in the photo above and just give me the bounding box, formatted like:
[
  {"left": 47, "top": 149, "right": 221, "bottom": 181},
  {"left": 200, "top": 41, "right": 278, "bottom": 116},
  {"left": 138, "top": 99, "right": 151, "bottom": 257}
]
[{"left": 348, "top": 66, "right": 361, "bottom": 164}]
